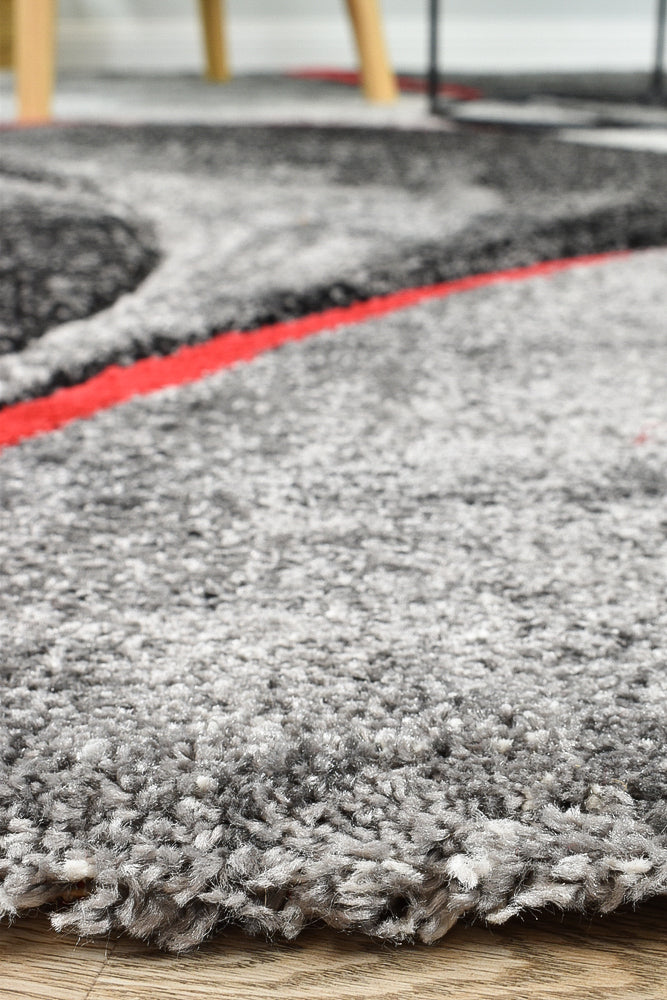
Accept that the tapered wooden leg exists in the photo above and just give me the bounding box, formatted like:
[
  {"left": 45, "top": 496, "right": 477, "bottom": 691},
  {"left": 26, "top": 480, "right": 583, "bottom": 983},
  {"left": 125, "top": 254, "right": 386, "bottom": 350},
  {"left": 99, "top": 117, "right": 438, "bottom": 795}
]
[
  {"left": 0, "top": 0, "right": 13, "bottom": 69},
  {"left": 14, "top": 0, "right": 57, "bottom": 121},
  {"left": 198, "top": 0, "right": 230, "bottom": 82},
  {"left": 344, "top": 0, "right": 397, "bottom": 103}
]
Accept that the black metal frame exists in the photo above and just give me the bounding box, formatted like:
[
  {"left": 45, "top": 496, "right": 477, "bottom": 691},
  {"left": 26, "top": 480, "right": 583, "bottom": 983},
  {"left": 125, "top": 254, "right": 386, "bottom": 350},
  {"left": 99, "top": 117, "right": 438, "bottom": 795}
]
[
  {"left": 651, "top": 0, "right": 667, "bottom": 100},
  {"left": 428, "top": 0, "right": 667, "bottom": 113},
  {"left": 428, "top": 0, "right": 441, "bottom": 115}
]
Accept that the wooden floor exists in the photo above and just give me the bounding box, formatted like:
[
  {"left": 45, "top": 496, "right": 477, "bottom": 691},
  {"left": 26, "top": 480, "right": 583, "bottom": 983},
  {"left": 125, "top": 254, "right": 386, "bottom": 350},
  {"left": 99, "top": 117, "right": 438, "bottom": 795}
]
[{"left": 2, "top": 898, "right": 667, "bottom": 1000}]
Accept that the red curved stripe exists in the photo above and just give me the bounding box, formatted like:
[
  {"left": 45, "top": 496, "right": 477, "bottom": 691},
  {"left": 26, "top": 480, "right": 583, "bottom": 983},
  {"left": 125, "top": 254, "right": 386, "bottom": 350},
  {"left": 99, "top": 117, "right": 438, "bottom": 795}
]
[
  {"left": 0, "top": 251, "right": 629, "bottom": 452},
  {"left": 287, "top": 68, "right": 482, "bottom": 101}
]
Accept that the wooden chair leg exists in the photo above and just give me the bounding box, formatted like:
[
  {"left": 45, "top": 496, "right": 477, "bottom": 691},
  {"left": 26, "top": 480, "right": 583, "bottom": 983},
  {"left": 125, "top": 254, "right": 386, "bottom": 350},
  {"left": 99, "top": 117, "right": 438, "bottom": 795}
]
[
  {"left": 0, "top": 0, "right": 13, "bottom": 70},
  {"left": 344, "top": 0, "right": 397, "bottom": 103},
  {"left": 198, "top": 0, "right": 230, "bottom": 82},
  {"left": 14, "top": 0, "right": 57, "bottom": 121}
]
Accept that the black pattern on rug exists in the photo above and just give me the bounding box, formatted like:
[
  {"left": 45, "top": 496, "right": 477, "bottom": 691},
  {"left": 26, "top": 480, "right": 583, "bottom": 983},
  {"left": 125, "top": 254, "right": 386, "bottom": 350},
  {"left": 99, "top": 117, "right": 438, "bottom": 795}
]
[{"left": 1, "top": 125, "right": 667, "bottom": 405}]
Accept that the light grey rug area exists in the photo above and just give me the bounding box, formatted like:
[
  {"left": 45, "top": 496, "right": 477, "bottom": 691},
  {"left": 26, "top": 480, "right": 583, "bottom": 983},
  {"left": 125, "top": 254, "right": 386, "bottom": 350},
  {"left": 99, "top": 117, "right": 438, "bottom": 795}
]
[{"left": 1, "top": 124, "right": 667, "bottom": 952}]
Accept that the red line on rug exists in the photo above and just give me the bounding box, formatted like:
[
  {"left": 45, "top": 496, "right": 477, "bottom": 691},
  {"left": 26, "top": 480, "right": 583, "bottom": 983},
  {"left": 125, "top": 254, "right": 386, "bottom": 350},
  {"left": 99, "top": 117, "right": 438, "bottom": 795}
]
[
  {"left": 286, "top": 68, "right": 482, "bottom": 101},
  {"left": 0, "top": 250, "right": 630, "bottom": 452}
]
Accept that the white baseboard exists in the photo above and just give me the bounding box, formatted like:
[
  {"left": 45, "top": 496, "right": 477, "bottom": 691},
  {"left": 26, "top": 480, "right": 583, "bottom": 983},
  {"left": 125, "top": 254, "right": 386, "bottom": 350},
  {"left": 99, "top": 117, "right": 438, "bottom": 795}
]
[{"left": 56, "top": 15, "right": 659, "bottom": 75}]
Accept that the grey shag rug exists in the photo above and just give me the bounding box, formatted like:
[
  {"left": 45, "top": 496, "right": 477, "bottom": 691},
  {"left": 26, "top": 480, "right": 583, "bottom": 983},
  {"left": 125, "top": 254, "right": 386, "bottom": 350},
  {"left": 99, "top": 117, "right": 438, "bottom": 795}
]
[
  {"left": 1, "top": 123, "right": 667, "bottom": 952},
  {"left": 3, "top": 124, "right": 667, "bottom": 406}
]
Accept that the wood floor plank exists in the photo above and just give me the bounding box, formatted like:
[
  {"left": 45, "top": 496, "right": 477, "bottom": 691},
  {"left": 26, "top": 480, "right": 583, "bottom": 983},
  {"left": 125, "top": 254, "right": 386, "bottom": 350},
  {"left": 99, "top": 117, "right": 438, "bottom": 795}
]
[
  {"left": 2, "top": 899, "right": 667, "bottom": 999},
  {"left": 0, "top": 914, "right": 111, "bottom": 1000}
]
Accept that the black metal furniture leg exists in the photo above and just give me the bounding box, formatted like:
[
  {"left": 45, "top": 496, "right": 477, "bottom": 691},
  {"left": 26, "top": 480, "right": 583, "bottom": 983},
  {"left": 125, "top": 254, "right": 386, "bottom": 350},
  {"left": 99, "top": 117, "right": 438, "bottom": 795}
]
[
  {"left": 428, "top": 0, "right": 440, "bottom": 114},
  {"left": 650, "top": 0, "right": 666, "bottom": 101}
]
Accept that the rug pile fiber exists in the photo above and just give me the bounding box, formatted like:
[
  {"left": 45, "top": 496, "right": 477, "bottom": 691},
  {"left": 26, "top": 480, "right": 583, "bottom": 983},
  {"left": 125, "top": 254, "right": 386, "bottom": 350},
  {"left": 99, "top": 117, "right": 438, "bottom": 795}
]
[{"left": 1, "top": 124, "right": 667, "bottom": 951}]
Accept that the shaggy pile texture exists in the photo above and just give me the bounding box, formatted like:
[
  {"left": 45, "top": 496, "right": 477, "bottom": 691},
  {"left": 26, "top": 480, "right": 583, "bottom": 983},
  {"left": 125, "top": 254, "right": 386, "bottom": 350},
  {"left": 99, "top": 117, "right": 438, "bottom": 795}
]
[
  {"left": 1, "top": 124, "right": 667, "bottom": 952},
  {"left": 3, "top": 124, "right": 667, "bottom": 406}
]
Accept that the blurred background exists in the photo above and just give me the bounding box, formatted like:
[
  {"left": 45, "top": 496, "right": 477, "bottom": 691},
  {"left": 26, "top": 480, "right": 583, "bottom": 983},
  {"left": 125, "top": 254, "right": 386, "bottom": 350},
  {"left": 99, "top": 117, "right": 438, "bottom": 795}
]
[
  {"left": 1, "top": 0, "right": 666, "bottom": 133},
  {"left": 5, "top": 0, "right": 664, "bottom": 75}
]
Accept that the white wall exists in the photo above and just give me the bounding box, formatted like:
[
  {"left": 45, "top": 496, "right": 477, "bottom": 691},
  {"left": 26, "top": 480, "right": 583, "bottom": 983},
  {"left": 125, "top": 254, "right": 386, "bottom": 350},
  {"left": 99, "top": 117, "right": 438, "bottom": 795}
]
[{"left": 55, "top": 0, "right": 662, "bottom": 74}]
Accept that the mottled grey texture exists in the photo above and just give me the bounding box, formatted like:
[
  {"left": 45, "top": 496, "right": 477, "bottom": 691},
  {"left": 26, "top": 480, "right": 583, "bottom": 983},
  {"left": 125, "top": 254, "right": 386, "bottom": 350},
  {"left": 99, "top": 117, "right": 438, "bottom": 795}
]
[
  {"left": 1, "top": 126, "right": 667, "bottom": 953},
  {"left": 2, "top": 249, "right": 667, "bottom": 951},
  {"left": 1, "top": 125, "right": 667, "bottom": 405},
  {"left": 3, "top": 71, "right": 667, "bottom": 130},
  {"left": 0, "top": 164, "right": 158, "bottom": 354}
]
